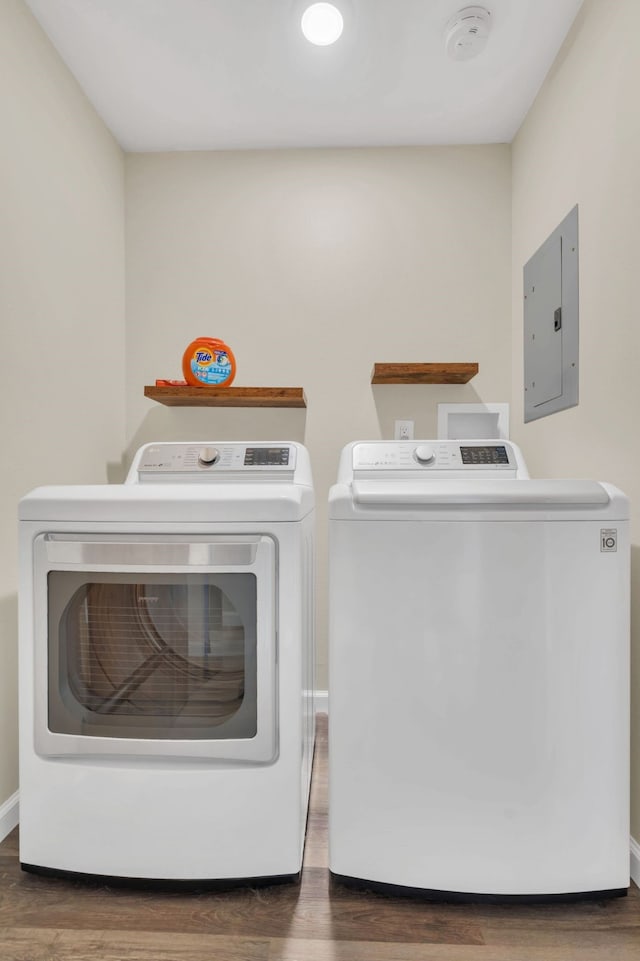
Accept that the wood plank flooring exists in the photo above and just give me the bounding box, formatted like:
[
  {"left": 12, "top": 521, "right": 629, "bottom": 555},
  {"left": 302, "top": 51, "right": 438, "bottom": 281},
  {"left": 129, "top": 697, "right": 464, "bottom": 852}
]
[{"left": 1, "top": 715, "right": 639, "bottom": 960}]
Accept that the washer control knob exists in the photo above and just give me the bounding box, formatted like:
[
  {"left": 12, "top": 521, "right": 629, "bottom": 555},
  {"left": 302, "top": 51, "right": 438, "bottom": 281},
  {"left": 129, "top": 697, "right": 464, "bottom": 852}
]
[
  {"left": 198, "top": 446, "right": 220, "bottom": 466},
  {"left": 414, "top": 444, "right": 435, "bottom": 464}
]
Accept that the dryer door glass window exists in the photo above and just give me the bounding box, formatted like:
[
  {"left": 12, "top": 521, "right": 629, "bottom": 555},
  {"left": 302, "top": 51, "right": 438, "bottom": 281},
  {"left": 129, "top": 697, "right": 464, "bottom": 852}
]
[{"left": 48, "top": 572, "right": 257, "bottom": 740}]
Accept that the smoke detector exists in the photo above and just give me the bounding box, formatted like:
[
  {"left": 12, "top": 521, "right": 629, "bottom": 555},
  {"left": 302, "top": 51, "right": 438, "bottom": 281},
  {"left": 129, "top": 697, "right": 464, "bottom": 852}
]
[{"left": 445, "top": 6, "right": 492, "bottom": 61}]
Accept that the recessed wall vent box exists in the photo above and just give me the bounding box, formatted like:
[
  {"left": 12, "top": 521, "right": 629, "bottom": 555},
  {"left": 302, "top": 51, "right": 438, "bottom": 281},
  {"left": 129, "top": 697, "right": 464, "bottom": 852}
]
[
  {"left": 437, "top": 403, "right": 509, "bottom": 440},
  {"left": 523, "top": 205, "right": 579, "bottom": 423}
]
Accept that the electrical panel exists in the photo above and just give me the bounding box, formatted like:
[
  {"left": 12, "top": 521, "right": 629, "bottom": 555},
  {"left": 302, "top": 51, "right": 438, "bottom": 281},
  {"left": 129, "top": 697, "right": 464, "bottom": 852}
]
[{"left": 523, "top": 206, "right": 579, "bottom": 423}]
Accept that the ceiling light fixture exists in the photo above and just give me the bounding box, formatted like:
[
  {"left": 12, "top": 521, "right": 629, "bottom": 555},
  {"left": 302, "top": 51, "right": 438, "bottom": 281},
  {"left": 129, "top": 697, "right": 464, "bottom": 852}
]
[
  {"left": 301, "top": 3, "right": 344, "bottom": 46},
  {"left": 445, "top": 6, "right": 492, "bottom": 61}
]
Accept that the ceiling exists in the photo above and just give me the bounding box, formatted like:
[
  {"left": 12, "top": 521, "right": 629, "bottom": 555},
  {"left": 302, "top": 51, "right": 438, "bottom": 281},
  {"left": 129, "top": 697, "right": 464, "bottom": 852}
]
[{"left": 24, "top": 0, "right": 584, "bottom": 153}]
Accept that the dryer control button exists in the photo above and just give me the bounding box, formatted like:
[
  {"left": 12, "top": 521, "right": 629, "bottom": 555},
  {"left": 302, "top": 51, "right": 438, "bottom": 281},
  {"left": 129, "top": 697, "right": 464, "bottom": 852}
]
[
  {"left": 198, "top": 447, "right": 220, "bottom": 466},
  {"left": 414, "top": 444, "right": 435, "bottom": 464}
]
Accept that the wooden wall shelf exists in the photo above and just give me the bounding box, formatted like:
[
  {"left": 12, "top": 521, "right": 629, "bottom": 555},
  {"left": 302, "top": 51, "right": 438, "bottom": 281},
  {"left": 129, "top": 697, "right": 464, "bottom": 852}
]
[
  {"left": 144, "top": 386, "right": 307, "bottom": 408},
  {"left": 371, "top": 363, "right": 479, "bottom": 385}
]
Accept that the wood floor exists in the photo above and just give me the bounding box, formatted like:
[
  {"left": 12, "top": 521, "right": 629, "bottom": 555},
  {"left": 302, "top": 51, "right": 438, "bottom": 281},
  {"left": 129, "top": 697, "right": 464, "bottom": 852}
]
[{"left": 1, "top": 715, "right": 639, "bottom": 961}]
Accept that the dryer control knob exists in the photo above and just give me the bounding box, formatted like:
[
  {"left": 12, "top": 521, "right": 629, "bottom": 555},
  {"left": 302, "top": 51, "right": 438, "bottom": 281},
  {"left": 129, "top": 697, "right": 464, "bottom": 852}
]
[
  {"left": 414, "top": 444, "right": 435, "bottom": 464},
  {"left": 198, "top": 446, "right": 220, "bottom": 466}
]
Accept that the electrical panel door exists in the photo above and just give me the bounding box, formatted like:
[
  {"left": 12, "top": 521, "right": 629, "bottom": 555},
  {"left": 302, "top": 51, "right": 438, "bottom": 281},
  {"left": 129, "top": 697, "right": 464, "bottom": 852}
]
[{"left": 523, "top": 206, "right": 579, "bottom": 423}]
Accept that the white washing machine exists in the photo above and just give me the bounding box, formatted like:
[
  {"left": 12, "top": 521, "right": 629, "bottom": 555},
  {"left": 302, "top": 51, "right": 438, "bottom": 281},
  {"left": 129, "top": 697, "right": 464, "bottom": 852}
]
[
  {"left": 329, "top": 440, "right": 629, "bottom": 900},
  {"left": 19, "top": 441, "right": 315, "bottom": 885}
]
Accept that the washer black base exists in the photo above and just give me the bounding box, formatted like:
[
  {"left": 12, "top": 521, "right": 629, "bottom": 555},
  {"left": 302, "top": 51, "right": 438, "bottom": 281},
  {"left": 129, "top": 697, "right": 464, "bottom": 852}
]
[
  {"left": 330, "top": 871, "right": 628, "bottom": 904},
  {"left": 21, "top": 861, "right": 301, "bottom": 892}
]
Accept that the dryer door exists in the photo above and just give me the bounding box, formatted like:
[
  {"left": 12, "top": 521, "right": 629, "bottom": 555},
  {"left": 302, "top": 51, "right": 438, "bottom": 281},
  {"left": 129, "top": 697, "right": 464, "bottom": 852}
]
[{"left": 33, "top": 534, "right": 277, "bottom": 762}]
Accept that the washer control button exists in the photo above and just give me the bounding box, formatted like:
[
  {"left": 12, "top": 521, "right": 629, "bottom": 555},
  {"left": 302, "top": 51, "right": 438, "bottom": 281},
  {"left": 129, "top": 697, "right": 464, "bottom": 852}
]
[
  {"left": 198, "top": 446, "right": 220, "bottom": 466},
  {"left": 414, "top": 444, "right": 436, "bottom": 464}
]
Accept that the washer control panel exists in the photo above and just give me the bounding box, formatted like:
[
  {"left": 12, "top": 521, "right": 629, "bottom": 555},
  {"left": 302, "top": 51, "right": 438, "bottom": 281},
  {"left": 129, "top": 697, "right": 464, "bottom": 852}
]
[
  {"left": 137, "top": 443, "right": 296, "bottom": 474},
  {"left": 353, "top": 442, "right": 515, "bottom": 472}
]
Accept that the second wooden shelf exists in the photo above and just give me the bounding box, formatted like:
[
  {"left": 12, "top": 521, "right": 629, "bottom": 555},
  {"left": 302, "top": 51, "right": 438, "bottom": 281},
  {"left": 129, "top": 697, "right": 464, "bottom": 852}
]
[{"left": 371, "top": 363, "right": 478, "bottom": 385}]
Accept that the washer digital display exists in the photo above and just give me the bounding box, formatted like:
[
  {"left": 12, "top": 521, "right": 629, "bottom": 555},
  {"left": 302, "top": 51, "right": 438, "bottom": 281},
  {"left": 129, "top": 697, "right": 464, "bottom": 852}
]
[{"left": 460, "top": 445, "right": 509, "bottom": 465}]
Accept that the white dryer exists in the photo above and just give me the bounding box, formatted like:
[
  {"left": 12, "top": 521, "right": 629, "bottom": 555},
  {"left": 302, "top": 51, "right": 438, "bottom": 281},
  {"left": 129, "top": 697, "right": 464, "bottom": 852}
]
[
  {"left": 329, "top": 440, "right": 629, "bottom": 900},
  {"left": 19, "top": 441, "right": 315, "bottom": 884}
]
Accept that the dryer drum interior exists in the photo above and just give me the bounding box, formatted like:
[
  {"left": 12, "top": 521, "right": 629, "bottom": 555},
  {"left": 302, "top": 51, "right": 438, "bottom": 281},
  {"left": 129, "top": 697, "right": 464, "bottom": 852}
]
[{"left": 48, "top": 572, "right": 258, "bottom": 740}]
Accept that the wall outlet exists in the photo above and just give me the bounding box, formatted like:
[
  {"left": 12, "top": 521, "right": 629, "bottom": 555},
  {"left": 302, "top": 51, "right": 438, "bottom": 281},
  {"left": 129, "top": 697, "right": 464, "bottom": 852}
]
[{"left": 394, "top": 419, "right": 414, "bottom": 440}]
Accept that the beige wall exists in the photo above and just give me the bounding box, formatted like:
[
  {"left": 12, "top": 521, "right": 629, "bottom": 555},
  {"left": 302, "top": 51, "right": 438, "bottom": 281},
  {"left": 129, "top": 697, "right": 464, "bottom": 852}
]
[
  {"left": 511, "top": 0, "right": 640, "bottom": 834},
  {"left": 0, "top": 0, "right": 126, "bottom": 808},
  {"left": 125, "top": 145, "right": 512, "bottom": 688}
]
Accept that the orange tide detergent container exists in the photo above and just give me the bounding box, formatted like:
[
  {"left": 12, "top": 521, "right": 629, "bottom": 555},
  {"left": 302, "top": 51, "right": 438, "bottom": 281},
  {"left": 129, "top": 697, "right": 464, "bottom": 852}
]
[{"left": 182, "top": 337, "right": 236, "bottom": 387}]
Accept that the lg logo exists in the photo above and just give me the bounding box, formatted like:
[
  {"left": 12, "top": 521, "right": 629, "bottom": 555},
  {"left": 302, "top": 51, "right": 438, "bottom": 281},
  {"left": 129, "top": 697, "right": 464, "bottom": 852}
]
[{"left": 601, "top": 529, "right": 617, "bottom": 552}]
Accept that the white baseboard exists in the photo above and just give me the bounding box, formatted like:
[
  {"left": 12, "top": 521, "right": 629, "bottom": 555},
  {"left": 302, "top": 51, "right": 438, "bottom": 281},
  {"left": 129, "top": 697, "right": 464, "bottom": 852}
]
[
  {"left": 315, "top": 689, "right": 328, "bottom": 714},
  {"left": 0, "top": 791, "right": 19, "bottom": 843},
  {"left": 631, "top": 836, "right": 640, "bottom": 887}
]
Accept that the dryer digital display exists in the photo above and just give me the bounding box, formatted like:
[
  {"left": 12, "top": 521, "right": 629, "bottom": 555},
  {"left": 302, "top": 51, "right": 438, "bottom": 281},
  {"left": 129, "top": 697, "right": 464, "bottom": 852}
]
[{"left": 244, "top": 447, "right": 290, "bottom": 466}]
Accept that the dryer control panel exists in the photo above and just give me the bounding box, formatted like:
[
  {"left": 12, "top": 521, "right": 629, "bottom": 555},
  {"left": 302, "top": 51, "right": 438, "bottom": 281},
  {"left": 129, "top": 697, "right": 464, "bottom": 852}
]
[{"left": 130, "top": 443, "right": 298, "bottom": 483}]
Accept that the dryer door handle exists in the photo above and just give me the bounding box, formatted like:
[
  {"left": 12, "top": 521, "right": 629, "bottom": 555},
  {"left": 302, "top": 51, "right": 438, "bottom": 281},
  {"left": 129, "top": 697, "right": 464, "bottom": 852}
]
[{"left": 42, "top": 536, "right": 263, "bottom": 566}]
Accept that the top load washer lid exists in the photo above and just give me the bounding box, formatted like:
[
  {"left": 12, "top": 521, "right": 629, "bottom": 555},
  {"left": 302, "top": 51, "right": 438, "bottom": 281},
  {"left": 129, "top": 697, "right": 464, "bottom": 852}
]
[{"left": 351, "top": 479, "right": 611, "bottom": 507}]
